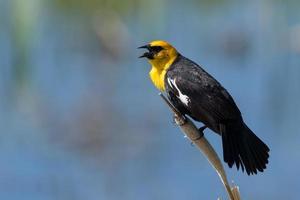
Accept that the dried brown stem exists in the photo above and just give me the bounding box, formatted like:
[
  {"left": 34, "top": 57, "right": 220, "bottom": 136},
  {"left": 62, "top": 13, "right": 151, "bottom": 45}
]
[{"left": 159, "top": 93, "right": 241, "bottom": 200}]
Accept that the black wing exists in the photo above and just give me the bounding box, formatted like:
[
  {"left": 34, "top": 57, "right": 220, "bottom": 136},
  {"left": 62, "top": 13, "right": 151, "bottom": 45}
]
[{"left": 165, "top": 56, "right": 242, "bottom": 132}]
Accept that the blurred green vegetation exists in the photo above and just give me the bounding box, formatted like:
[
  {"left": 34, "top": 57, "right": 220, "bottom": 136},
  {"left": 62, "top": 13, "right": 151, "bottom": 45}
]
[
  {"left": 54, "top": 0, "right": 142, "bottom": 15},
  {"left": 11, "top": 0, "right": 40, "bottom": 89}
]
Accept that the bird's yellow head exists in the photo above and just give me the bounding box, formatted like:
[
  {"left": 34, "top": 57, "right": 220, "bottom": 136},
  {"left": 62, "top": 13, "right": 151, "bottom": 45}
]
[
  {"left": 138, "top": 40, "right": 178, "bottom": 70},
  {"left": 139, "top": 40, "right": 179, "bottom": 91}
]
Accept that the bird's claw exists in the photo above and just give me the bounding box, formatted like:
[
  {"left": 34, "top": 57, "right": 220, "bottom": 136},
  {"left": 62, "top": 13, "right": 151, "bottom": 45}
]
[
  {"left": 198, "top": 126, "right": 207, "bottom": 133},
  {"left": 192, "top": 135, "right": 203, "bottom": 141},
  {"left": 173, "top": 114, "right": 186, "bottom": 126},
  {"left": 191, "top": 126, "right": 206, "bottom": 141}
]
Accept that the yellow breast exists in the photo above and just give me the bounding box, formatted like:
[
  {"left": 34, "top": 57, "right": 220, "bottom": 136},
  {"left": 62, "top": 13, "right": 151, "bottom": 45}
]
[
  {"left": 148, "top": 55, "right": 177, "bottom": 91},
  {"left": 149, "top": 67, "right": 167, "bottom": 91}
]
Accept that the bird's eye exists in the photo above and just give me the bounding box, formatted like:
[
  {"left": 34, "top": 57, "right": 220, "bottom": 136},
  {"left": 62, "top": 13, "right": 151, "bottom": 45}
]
[{"left": 150, "top": 46, "right": 164, "bottom": 53}]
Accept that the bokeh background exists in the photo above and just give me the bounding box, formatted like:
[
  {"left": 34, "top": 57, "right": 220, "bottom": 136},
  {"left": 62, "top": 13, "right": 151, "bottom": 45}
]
[{"left": 1, "top": 0, "right": 300, "bottom": 199}]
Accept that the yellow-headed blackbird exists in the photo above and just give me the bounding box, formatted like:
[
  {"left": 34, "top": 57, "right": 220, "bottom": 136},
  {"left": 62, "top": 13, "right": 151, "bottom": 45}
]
[{"left": 139, "top": 40, "right": 269, "bottom": 175}]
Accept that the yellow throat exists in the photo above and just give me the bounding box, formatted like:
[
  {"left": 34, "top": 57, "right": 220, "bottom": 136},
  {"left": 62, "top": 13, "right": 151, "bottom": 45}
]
[{"left": 147, "top": 40, "right": 178, "bottom": 91}]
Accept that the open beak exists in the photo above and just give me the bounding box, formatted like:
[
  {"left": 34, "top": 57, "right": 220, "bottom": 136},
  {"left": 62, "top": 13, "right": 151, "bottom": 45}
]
[
  {"left": 138, "top": 45, "right": 149, "bottom": 49},
  {"left": 138, "top": 52, "right": 154, "bottom": 59},
  {"left": 138, "top": 44, "right": 154, "bottom": 59}
]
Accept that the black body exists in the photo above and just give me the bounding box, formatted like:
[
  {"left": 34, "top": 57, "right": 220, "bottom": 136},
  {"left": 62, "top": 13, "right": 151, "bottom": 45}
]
[{"left": 165, "top": 54, "right": 269, "bottom": 175}]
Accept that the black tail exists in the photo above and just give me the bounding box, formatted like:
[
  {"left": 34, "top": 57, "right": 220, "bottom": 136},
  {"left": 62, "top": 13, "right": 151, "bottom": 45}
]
[{"left": 220, "top": 122, "right": 270, "bottom": 175}]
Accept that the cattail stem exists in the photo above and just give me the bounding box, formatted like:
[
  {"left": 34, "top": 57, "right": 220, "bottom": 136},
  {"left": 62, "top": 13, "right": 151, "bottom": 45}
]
[{"left": 159, "top": 93, "right": 241, "bottom": 200}]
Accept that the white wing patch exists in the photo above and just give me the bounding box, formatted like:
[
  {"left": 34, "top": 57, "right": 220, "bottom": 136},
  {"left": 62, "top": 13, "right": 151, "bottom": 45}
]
[
  {"left": 167, "top": 78, "right": 190, "bottom": 106},
  {"left": 167, "top": 77, "right": 174, "bottom": 89}
]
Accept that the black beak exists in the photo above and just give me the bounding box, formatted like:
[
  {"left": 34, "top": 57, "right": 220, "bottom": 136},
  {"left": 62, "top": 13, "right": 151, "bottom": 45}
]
[
  {"left": 139, "top": 52, "right": 154, "bottom": 59},
  {"left": 138, "top": 44, "right": 154, "bottom": 59},
  {"left": 138, "top": 45, "right": 150, "bottom": 49}
]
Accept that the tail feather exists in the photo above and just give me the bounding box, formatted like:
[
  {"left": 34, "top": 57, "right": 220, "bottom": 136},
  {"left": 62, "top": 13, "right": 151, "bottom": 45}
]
[
  {"left": 247, "top": 131, "right": 268, "bottom": 172},
  {"left": 221, "top": 122, "right": 270, "bottom": 175}
]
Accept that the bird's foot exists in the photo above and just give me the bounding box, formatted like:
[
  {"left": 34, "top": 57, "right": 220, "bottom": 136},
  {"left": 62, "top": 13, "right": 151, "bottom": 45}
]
[
  {"left": 198, "top": 126, "right": 207, "bottom": 133},
  {"left": 173, "top": 114, "right": 186, "bottom": 126},
  {"left": 191, "top": 126, "right": 206, "bottom": 141}
]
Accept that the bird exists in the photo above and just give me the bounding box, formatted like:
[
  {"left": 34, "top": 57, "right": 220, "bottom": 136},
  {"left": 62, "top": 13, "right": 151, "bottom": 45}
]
[{"left": 138, "top": 40, "right": 269, "bottom": 175}]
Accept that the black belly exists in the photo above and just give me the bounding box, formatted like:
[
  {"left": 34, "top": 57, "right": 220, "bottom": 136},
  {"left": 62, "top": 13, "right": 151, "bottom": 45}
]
[{"left": 167, "top": 90, "right": 221, "bottom": 134}]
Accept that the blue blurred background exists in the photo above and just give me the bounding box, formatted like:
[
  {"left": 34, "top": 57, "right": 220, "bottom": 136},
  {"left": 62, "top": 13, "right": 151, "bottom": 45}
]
[{"left": 1, "top": 0, "right": 300, "bottom": 199}]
